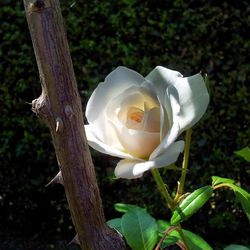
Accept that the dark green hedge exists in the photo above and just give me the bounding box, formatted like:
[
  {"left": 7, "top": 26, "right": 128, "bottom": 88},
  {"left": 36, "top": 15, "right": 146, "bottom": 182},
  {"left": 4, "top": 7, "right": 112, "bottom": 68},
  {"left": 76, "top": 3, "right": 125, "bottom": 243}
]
[{"left": 0, "top": 0, "right": 249, "bottom": 249}]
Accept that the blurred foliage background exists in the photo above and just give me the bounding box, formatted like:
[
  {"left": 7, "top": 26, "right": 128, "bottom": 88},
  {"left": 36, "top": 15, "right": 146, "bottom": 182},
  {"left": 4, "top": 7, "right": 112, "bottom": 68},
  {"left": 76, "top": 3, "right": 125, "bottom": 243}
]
[{"left": 0, "top": 0, "right": 249, "bottom": 249}]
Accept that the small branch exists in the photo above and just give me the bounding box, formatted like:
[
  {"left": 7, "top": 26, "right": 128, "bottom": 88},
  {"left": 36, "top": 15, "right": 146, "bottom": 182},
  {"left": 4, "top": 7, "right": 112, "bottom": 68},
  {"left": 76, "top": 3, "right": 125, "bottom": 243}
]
[
  {"left": 213, "top": 183, "right": 232, "bottom": 190},
  {"left": 176, "top": 240, "right": 188, "bottom": 250},
  {"left": 154, "top": 225, "right": 179, "bottom": 250}
]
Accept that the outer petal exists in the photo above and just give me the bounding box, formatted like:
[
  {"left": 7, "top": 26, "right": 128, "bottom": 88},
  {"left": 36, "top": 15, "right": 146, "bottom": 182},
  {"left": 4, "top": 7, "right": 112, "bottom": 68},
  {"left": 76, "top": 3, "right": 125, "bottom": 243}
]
[
  {"left": 150, "top": 141, "right": 184, "bottom": 169},
  {"left": 145, "top": 66, "right": 209, "bottom": 132},
  {"left": 115, "top": 159, "right": 151, "bottom": 179},
  {"left": 115, "top": 141, "right": 184, "bottom": 179},
  {"left": 85, "top": 125, "right": 138, "bottom": 159},
  {"left": 149, "top": 121, "right": 179, "bottom": 160},
  {"left": 149, "top": 86, "right": 181, "bottom": 160},
  {"left": 144, "top": 66, "right": 183, "bottom": 101},
  {"left": 86, "top": 66, "right": 145, "bottom": 124},
  {"left": 143, "top": 66, "right": 182, "bottom": 141},
  {"left": 85, "top": 66, "right": 145, "bottom": 147},
  {"left": 173, "top": 73, "right": 209, "bottom": 132}
]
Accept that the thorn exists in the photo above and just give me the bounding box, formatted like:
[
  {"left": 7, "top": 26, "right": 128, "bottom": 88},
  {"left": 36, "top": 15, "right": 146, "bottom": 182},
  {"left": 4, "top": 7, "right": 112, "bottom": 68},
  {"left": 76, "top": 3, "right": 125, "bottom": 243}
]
[
  {"left": 70, "top": 2, "right": 76, "bottom": 8},
  {"left": 45, "top": 171, "right": 63, "bottom": 187},
  {"left": 55, "top": 117, "right": 63, "bottom": 132},
  {"left": 56, "top": 120, "right": 59, "bottom": 132},
  {"left": 68, "top": 234, "right": 79, "bottom": 245}
]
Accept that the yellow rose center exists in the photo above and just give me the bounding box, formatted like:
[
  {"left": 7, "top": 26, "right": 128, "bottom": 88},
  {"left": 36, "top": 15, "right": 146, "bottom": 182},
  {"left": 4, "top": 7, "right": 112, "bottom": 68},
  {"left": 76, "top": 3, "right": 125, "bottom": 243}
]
[{"left": 127, "top": 108, "right": 144, "bottom": 123}]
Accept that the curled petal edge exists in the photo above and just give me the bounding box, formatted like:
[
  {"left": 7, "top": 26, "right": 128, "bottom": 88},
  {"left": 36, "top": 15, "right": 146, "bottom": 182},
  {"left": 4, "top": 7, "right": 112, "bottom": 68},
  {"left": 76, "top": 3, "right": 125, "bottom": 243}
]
[
  {"left": 85, "top": 125, "right": 139, "bottom": 160},
  {"left": 115, "top": 141, "right": 184, "bottom": 179},
  {"left": 173, "top": 73, "right": 209, "bottom": 132},
  {"left": 86, "top": 66, "right": 144, "bottom": 124}
]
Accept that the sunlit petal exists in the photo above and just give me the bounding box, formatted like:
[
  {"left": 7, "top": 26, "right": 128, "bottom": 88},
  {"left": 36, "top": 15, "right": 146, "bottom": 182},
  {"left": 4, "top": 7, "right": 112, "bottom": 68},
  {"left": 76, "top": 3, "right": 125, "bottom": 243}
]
[
  {"left": 114, "top": 141, "right": 184, "bottom": 179},
  {"left": 173, "top": 74, "right": 209, "bottom": 132},
  {"left": 85, "top": 125, "right": 137, "bottom": 159}
]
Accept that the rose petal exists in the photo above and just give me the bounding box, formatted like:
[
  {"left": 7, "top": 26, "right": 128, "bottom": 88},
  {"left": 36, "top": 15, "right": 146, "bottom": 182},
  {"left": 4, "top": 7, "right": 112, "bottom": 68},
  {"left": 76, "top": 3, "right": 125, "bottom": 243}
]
[
  {"left": 85, "top": 125, "right": 138, "bottom": 159},
  {"left": 144, "top": 68, "right": 209, "bottom": 133},
  {"left": 106, "top": 86, "right": 159, "bottom": 125},
  {"left": 143, "top": 67, "right": 182, "bottom": 140},
  {"left": 115, "top": 141, "right": 184, "bottom": 179},
  {"left": 149, "top": 86, "right": 181, "bottom": 159},
  {"left": 86, "top": 67, "right": 145, "bottom": 124},
  {"left": 144, "top": 66, "right": 183, "bottom": 101},
  {"left": 117, "top": 126, "right": 160, "bottom": 159},
  {"left": 107, "top": 88, "right": 146, "bottom": 125},
  {"left": 143, "top": 106, "right": 161, "bottom": 133},
  {"left": 165, "top": 85, "right": 181, "bottom": 124},
  {"left": 105, "top": 86, "right": 161, "bottom": 158},
  {"left": 150, "top": 140, "right": 184, "bottom": 168},
  {"left": 149, "top": 121, "right": 180, "bottom": 160},
  {"left": 115, "top": 159, "right": 150, "bottom": 179},
  {"left": 173, "top": 73, "right": 209, "bottom": 132},
  {"left": 159, "top": 104, "right": 169, "bottom": 141},
  {"left": 85, "top": 67, "right": 145, "bottom": 147}
]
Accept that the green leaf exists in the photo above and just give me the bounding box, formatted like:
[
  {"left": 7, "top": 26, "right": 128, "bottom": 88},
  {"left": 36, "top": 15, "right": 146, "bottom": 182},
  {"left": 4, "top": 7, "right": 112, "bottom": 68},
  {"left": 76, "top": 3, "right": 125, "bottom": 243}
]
[
  {"left": 158, "top": 220, "right": 212, "bottom": 250},
  {"left": 170, "top": 186, "right": 213, "bottom": 225},
  {"left": 107, "top": 218, "right": 123, "bottom": 234},
  {"left": 224, "top": 244, "right": 250, "bottom": 250},
  {"left": 157, "top": 219, "right": 171, "bottom": 232},
  {"left": 121, "top": 208, "right": 158, "bottom": 250},
  {"left": 114, "top": 203, "right": 144, "bottom": 213},
  {"left": 213, "top": 181, "right": 250, "bottom": 221},
  {"left": 235, "top": 190, "right": 250, "bottom": 221},
  {"left": 235, "top": 147, "right": 250, "bottom": 162},
  {"left": 183, "top": 230, "right": 213, "bottom": 250},
  {"left": 212, "top": 176, "right": 235, "bottom": 186},
  {"left": 227, "top": 184, "right": 250, "bottom": 221},
  {"left": 157, "top": 220, "right": 171, "bottom": 233}
]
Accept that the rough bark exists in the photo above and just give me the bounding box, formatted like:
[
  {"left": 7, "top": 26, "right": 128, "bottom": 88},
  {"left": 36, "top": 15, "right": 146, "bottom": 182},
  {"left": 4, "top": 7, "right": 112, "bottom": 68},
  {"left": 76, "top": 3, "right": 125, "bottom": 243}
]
[{"left": 23, "top": 0, "right": 125, "bottom": 249}]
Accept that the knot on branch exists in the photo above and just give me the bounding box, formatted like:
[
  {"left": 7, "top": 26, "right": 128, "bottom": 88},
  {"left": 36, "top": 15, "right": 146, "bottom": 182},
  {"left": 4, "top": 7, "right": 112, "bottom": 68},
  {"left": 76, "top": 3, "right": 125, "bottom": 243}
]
[
  {"left": 28, "top": 0, "right": 50, "bottom": 13},
  {"left": 32, "top": 94, "right": 52, "bottom": 122},
  {"left": 33, "top": 0, "right": 45, "bottom": 8}
]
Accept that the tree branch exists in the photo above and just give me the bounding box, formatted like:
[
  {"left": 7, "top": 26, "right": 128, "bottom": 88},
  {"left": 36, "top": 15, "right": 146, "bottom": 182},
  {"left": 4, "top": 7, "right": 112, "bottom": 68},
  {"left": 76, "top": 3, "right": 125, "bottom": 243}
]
[{"left": 23, "top": 0, "right": 125, "bottom": 249}]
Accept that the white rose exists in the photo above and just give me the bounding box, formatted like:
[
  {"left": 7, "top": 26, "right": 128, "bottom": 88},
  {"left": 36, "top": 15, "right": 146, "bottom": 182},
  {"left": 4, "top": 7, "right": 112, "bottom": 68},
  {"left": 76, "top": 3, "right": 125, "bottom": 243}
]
[{"left": 85, "top": 66, "right": 209, "bottom": 179}]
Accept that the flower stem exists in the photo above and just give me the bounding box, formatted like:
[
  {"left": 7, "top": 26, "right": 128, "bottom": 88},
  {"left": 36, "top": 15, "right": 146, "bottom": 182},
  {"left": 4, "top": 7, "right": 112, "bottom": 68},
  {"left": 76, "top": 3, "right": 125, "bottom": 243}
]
[
  {"left": 151, "top": 168, "right": 174, "bottom": 210},
  {"left": 151, "top": 168, "right": 190, "bottom": 250},
  {"left": 175, "top": 129, "right": 192, "bottom": 202}
]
